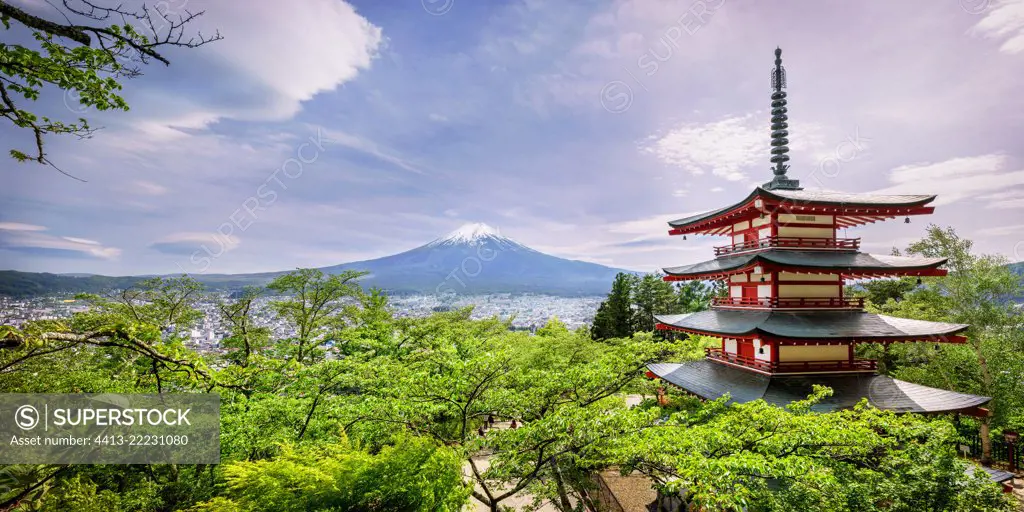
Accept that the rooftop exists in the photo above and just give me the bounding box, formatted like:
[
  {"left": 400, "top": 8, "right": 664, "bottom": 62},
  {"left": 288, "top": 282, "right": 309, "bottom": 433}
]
[
  {"left": 667, "top": 187, "right": 937, "bottom": 231},
  {"left": 663, "top": 250, "right": 947, "bottom": 279},
  {"left": 655, "top": 310, "right": 968, "bottom": 341},
  {"left": 648, "top": 360, "right": 990, "bottom": 413}
]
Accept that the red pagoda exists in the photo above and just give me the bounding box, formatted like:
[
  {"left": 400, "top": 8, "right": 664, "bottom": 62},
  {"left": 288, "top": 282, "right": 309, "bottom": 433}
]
[{"left": 646, "top": 49, "right": 990, "bottom": 414}]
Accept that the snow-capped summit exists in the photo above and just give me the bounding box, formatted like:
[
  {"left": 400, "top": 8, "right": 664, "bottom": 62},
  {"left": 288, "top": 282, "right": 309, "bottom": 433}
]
[
  {"left": 428, "top": 222, "right": 524, "bottom": 249},
  {"left": 440, "top": 223, "right": 501, "bottom": 243}
]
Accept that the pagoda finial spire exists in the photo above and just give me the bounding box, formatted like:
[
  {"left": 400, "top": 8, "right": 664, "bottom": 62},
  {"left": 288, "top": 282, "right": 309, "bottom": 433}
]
[{"left": 764, "top": 47, "right": 802, "bottom": 191}]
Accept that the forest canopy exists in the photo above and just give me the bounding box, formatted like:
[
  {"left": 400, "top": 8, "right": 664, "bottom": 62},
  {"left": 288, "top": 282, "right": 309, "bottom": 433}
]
[{"left": 0, "top": 227, "right": 1021, "bottom": 511}]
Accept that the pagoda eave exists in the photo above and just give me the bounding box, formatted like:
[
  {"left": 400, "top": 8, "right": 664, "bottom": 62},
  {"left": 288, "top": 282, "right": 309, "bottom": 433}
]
[
  {"left": 646, "top": 360, "right": 991, "bottom": 414},
  {"left": 663, "top": 266, "right": 947, "bottom": 282},
  {"left": 667, "top": 188, "right": 937, "bottom": 236},
  {"left": 654, "top": 323, "right": 968, "bottom": 344}
]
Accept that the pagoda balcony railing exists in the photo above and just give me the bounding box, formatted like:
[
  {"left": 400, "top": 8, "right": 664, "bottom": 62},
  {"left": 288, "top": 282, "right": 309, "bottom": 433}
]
[
  {"left": 712, "top": 296, "right": 865, "bottom": 309},
  {"left": 713, "top": 236, "right": 860, "bottom": 256},
  {"left": 706, "top": 348, "right": 877, "bottom": 374}
]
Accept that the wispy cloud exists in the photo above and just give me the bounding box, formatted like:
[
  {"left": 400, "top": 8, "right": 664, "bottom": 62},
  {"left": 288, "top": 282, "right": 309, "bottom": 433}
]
[
  {"left": 978, "top": 224, "right": 1024, "bottom": 237},
  {"left": 969, "top": 0, "right": 1024, "bottom": 54},
  {"left": 321, "top": 128, "right": 428, "bottom": 175},
  {"left": 149, "top": 232, "right": 241, "bottom": 256},
  {"left": 0, "top": 222, "right": 47, "bottom": 232},
  {"left": 643, "top": 114, "right": 825, "bottom": 182},
  {"left": 0, "top": 224, "right": 120, "bottom": 260},
  {"left": 131, "top": 181, "right": 168, "bottom": 196},
  {"left": 873, "top": 154, "right": 1024, "bottom": 206},
  {"left": 979, "top": 188, "right": 1024, "bottom": 209}
]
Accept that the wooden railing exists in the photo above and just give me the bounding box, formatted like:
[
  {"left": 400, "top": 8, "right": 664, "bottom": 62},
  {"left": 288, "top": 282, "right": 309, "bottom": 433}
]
[
  {"left": 712, "top": 296, "right": 865, "bottom": 309},
  {"left": 706, "top": 348, "right": 877, "bottom": 373},
  {"left": 714, "top": 236, "right": 860, "bottom": 256}
]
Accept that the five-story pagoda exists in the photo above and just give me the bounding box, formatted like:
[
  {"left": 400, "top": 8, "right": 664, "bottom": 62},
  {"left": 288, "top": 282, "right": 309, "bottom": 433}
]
[{"left": 646, "top": 49, "right": 990, "bottom": 414}]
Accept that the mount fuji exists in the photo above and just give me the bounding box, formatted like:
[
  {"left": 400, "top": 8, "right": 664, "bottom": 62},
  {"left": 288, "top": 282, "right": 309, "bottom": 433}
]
[
  {"left": 0, "top": 223, "right": 632, "bottom": 297},
  {"left": 317, "top": 223, "right": 629, "bottom": 296}
]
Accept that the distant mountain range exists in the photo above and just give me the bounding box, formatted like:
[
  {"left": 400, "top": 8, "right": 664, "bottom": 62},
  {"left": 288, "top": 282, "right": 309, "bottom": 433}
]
[{"left": 0, "top": 223, "right": 631, "bottom": 298}]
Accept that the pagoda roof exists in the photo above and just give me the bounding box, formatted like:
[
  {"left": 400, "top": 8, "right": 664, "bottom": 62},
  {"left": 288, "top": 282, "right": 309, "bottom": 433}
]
[
  {"left": 655, "top": 310, "right": 968, "bottom": 341},
  {"left": 667, "top": 187, "right": 937, "bottom": 233},
  {"left": 663, "top": 250, "right": 947, "bottom": 279},
  {"left": 647, "top": 360, "right": 990, "bottom": 413}
]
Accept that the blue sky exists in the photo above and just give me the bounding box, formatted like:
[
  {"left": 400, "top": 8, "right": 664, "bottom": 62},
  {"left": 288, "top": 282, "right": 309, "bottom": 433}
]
[{"left": 2, "top": 0, "right": 1024, "bottom": 276}]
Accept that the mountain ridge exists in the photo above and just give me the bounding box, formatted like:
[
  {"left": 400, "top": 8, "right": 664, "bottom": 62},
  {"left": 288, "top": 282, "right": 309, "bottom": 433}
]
[{"left": 0, "top": 224, "right": 632, "bottom": 298}]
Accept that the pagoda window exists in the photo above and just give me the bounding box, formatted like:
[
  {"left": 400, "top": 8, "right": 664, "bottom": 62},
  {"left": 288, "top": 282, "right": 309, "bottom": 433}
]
[
  {"left": 730, "top": 285, "right": 743, "bottom": 298},
  {"left": 752, "top": 216, "right": 771, "bottom": 228},
  {"left": 723, "top": 338, "right": 738, "bottom": 354},
  {"left": 753, "top": 338, "right": 771, "bottom": 362},
  {"left": 730, "top": 274, "right": 748, "bottom": 283}
]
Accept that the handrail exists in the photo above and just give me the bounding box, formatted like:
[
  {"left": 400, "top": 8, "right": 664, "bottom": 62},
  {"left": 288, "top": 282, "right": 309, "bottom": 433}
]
[
  {"left": 712, "top": 296, "right": 865, "bottom": 309},
  {"left": 714, "top": 236, "right": 860, "bottom": 256},
  {"left": 705, "top": 348, "right": 877, "bottom": 373}
]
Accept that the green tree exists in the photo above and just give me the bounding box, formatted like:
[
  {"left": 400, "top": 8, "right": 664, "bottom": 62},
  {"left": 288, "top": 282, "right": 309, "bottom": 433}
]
[
  {"left": 218, "top": 287, "right": 270, "bottom": 368},
  {"left": 866, "top": 225, "right": 1024, "bottom": 462},
  {"left": 593, "top": 273, "right": 718, "bottom": 340},
  {"left": 3, "top": 265, "right": 1018, "bottom": 511},
  {"left": 631, "top": 273, "right": 678, "bottom": 333},
  {"left": 676, "top": 279, "right": 721, "bottom": 313},
  {"left": 601, "top": 387, "right": 1015, "bottom": 511},
  {"left": 0, "top": 0, "right": 219, "bottom": 171},
  {"left": 76, "top": 275, "right": 205, "bottom": 332},
  {"left": 590, "top": 272, "right": 635, "bottom": 340},
  {"left": 850, "top": 276, "right": 919, "bottom": 306},
  {"left": 203, "top": 436, "right": 469, "bottom": 512},
  {"left": 266, "top": 269, "right": 366, "bottom": 364},
  {"left": 342, "top": 315, "right": 682, "bottom": 511}
]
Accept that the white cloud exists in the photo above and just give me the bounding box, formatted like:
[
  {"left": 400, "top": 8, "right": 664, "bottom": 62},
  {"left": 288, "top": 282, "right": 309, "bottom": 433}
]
[
  {"left": 644, "top": 114, "right": 825, "bottom": 181},
  {"left": 61, "top": 236, "right": 101, "bottom": 245},
  {"left": 0, "top": 226, "right": 121, "bottom": 260},
  {"left": 978, "top": 224, "right": 1024, "bottom": 237},
  {"left": 131, "top": 180, "right": 168, "bottom": 196},
  {"left": 106, "top": 0, "right": 383, "bottom": 140},
  {"left": 978, "top": 189, "right": 1024, "bottom": 209},
  {"left": 157, "top": 232, "right": 240, "bottom": 248},
  {"left": 0, "top": 222, "right": 47, "bottom": 232},
  {"left": 320, "top": 128, "right": 426, "bottom": 174},
  {"left": 970, "top": 0, "right": 1024, "bottom": 54},
  {"left": 606, "top": 212, "right": 698, "bottom": 236},
  {"left": 873, "top": 154, "right": 1024, "bottom": 206},
  {"left": 644, "top": 115, "right": 761, "bottom": 181},
  {"left": 149, "top": 232, "right": 241, "bottom": 256}
]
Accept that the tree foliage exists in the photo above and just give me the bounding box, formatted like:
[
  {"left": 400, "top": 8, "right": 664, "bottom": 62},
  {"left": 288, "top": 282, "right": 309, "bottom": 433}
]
[
  {"left": 0, "top": 265, "right": 1017, "bottom": 511},
  {"left": 605, "top": 387, "right": 1014, "bottom": 511},
  {"left": 859, "top": 225, "right": 1024, "bottom": 461},
  {"left": 0, "top": 0, "right": 219, "bottom": 174},
  {"left": 591, "top": 272, "right": 721, "bottom": 340}
]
